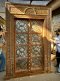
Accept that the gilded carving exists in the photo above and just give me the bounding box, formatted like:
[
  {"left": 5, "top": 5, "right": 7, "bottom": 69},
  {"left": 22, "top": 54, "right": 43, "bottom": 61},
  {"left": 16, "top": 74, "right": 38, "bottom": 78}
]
[
  {"left": 24, "top": 7, "right": 36, "bottom": 15},
  {"left": 9, "top": 4, "right": 48, "bottom": 15}
]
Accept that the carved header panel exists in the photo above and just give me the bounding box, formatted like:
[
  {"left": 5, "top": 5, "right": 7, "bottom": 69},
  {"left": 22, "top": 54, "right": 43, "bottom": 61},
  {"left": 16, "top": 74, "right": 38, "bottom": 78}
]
[{"left": 6, "top": 3, "right": 49, "bottom": 15}]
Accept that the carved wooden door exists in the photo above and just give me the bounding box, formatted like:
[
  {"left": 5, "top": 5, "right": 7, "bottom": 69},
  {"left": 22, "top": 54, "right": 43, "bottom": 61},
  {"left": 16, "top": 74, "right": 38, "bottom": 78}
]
[{"left": 15, "top": 19, "right": 44, "bottom": 75}]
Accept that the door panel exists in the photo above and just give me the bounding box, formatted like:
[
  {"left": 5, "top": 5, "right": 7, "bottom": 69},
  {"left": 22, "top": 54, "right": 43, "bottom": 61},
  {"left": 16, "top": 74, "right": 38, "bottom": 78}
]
[
  {"left": 15, "top": 19, "right": 44, "bottom": 73},
  {"left": 30, "top": 20, "right": 43, "bottom": 70},
  {"left": 15, "top": 19, "right": 29, "bottom": 72}
]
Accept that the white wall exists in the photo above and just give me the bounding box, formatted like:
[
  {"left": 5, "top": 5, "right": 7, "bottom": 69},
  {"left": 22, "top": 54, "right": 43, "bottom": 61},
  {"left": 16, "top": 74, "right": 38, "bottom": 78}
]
[{"left": 51, "top": 14, "right": 60, "bottom": 36}]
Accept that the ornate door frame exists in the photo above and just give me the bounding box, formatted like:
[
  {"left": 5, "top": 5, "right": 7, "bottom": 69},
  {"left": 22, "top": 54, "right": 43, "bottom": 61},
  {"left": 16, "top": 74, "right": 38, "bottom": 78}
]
[{"left": 6, "top": 2, "right": 51, "bottom": 79}]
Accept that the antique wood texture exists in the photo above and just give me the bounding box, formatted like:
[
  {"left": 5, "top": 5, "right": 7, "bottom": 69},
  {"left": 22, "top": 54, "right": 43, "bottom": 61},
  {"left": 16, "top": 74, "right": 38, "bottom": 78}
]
[
  {"left": 6, "top": 4, "right": 11, "bottom": 79},
  {"left": 47, "top": 9, "right": 51, "bottom": 72},
  {"left": 6, "top": 2, "right": 51, "bottom": 79}
]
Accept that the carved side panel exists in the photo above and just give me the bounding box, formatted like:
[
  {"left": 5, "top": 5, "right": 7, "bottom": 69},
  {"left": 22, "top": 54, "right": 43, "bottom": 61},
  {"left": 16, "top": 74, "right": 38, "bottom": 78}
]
[
  {"left": 6, "top": 9, "right": 11, "bottom": 78},
  {"left": 15, "top": 20, "right": 29, "bottom": 71},
  {"left": 47, "top": 9, "right": 51, "bottom": 72}
]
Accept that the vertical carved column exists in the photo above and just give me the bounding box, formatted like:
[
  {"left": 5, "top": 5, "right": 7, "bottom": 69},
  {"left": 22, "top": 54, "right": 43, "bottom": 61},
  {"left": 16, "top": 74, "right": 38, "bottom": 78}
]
[
  {"left": 47, "top": 9, "right": 51, "bottom": 72},
  {"left": 43, "top": 18, "right": 48, "bottom": 72},
  {"left": 6, "top": 7, "right": 11, "bottom": 79},
  {"left": 6, "top": 6, "right": 15, "bottom": 79},
  {"left": 9, "top": 15, "right": 15, "bottom": 77}
]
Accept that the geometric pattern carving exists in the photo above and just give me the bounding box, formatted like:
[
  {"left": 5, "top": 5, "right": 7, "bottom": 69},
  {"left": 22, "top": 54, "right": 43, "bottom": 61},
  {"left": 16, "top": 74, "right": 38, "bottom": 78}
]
[
  {"left": 32, "top": 34, "right": 41, "bottom": 44},
  {"left": 16, "top": 34, "right": 28, "bottom": 44},
  {"left": 16, "top": 20, "right": 29, "bottom": 32},
  {"left": 16, "top": 46, "right": 27, "bottom": 58},
  {"left": 16, "top": 58, "right": 27, "bottom": 70},
  {"left": 31, "top": 20, "right": 43, "bottom": 33},
  {"left": 15, "top": 19, "right": 43, "bottom": 71},
  {"left": 31, "top": 57, "right": 42, "bottom": 69},
  {"left": 32, "top": 45, "right": 42, "bottom": 56}
]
